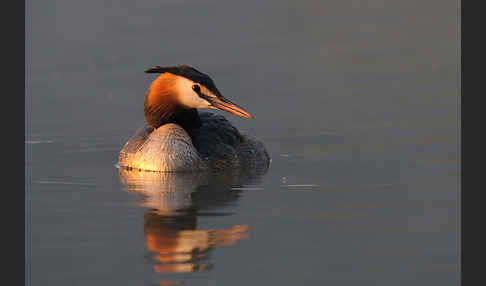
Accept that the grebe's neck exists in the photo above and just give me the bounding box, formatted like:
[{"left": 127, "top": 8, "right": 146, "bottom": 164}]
[{"left": 155, "top": 108, "right": 201, "bottom": 131}]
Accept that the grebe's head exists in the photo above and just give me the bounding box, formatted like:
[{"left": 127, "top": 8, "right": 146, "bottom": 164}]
[{"left": 144, "top": 65, "right": 252, "bottom": 128}]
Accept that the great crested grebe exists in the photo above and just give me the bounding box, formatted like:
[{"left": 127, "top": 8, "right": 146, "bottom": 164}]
[{"left": 118, "top": 65, "right": 270, "bottom": 172}]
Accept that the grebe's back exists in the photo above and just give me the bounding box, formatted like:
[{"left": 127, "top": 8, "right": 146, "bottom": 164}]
[{"left": 118, "top": 112, "right": 270, "bottom": 172}]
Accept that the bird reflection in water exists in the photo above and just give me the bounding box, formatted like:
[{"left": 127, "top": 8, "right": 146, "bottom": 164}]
[
  {"left": 117, "top": 164, "right": 268, "bottom": 281},
  {"left": 144, "top": 213, "right": 248, "bottom": 273}
]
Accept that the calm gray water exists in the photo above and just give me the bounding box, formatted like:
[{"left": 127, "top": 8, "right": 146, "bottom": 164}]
[{"left": 26, "top": 0, "right": 460, "bottom": 285}]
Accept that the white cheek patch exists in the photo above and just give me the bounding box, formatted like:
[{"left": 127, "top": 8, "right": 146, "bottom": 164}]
[{"left": 175, "top": 76, "right": 212, "bottom": 108}]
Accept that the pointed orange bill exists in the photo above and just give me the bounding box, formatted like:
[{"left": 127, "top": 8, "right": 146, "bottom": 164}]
[{"left": 209, "top": 96, "right": 253, "bottom": 118}]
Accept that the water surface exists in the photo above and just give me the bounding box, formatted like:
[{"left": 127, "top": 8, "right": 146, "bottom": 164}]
[{"left": 26, "top": 0, "right": 460, "bottom": 285}]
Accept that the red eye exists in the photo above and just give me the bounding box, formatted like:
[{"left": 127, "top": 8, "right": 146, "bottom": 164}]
[{"left": 192, "top": 85, "right": 200, "bottom": 92}]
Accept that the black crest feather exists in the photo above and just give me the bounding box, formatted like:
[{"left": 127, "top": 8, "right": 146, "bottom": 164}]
[{"left": 145, "top": 64, "right": 221, "bottom": 96}]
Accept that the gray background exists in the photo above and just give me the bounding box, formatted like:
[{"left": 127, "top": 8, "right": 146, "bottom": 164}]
[{"left": 26, "top": 0, "right": 460, "bottom": 285}]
